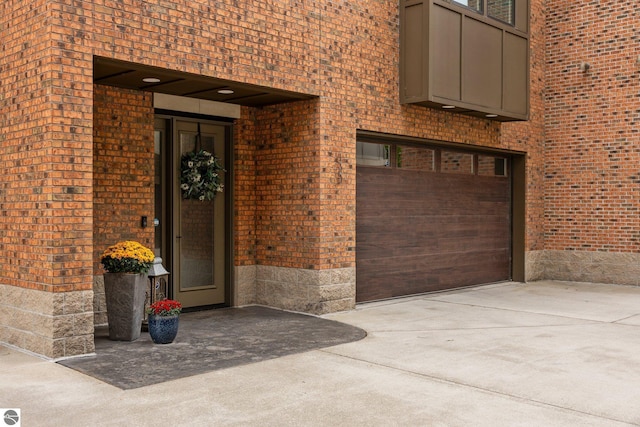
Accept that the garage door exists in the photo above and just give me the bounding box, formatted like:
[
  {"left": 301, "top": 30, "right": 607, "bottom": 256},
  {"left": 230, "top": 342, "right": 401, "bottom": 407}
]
[{"left": 356, "top": 141, "right": 511, "bottom": 302}]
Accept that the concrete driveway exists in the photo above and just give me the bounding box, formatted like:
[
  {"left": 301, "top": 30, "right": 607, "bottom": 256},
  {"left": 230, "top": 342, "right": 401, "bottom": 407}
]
[{"left": 2, "top": 280, "right": 640, "bottom": 426}]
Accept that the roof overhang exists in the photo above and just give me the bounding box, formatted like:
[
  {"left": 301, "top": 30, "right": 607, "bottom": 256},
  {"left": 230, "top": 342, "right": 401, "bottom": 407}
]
[{"left": 93, "top": 57, "right": 314, "bottom": 107}]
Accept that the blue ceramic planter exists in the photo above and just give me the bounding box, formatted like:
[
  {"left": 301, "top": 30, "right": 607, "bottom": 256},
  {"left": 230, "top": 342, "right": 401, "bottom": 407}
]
[{"left": 148, "top": 315, "right": 179, "bottom": 344}]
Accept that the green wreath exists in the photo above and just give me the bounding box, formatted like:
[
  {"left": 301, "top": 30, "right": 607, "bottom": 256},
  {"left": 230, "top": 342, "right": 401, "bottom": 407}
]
[{"left": 180, "top": 150, "right": 225, "bottom": 201}]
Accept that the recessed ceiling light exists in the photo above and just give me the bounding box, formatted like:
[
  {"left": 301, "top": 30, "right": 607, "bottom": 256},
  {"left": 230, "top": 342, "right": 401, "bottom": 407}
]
[
  {"left": 142, "top": 77, "right": 161, "bottom": 83},
  {"left": 442, "top": 105, "right": 456, "bottom": 109},
  {"left": 486, "top": 114, "right": 498, "bottom": 118},
  {"left": 217, "top": 89, "right": 234, "bottom": 95}
]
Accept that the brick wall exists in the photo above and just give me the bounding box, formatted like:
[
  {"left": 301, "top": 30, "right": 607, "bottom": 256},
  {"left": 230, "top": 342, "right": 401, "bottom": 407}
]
[
  {"left": 537, "top": 0, "right": 640, "bottom": 283},
  {"left": 93, "top": 85, "right": 155, "bottom": 270},
  {"left": 0, "top": 0, "right": 94, "bottom": 292},
  {"left": 2, "top": 0, "right": 551, "bottom": 356},
  {"left": 545, "top": 1, "right": 640, "bottom": 253},
  {"left": 233, "top": 108, "right": 258, "bottom": 267},
  {"left": 1, "top": 0, "right": 95, "bottom": 358},
  {"left": 40, "top": 0, "right": 547, "bottom": 275}
]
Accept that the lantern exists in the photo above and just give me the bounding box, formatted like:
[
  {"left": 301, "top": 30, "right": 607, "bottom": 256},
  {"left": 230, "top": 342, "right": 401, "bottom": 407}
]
[{"left": 144, "top": 257, "right": 170, "bottom": 328}]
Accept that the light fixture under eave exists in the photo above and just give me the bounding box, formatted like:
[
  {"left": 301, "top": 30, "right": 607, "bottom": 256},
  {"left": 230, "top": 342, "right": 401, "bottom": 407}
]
[
  {"left": 217, "top": 89, "right": 234, "bottom": 95},
  {"left": 142, "top": 77, "right": 161, "bottom": 83},
  {"left": 486, "top": 114, "right": 498, "bottom": 118},
  {"left": 442, "top": 105, "right": 456, "bottom": 109}
]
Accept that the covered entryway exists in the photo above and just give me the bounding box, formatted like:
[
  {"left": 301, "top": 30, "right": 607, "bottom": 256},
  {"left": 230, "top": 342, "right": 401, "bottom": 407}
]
[
  {"left": 356, "top": 138, "right": 513, "bottom": 302},
  {"left": 92, "top": 57, "right": 315, "bottom": 312}
]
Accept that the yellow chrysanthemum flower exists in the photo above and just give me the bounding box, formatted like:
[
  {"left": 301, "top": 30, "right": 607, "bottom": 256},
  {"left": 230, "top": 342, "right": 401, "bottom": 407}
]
[{"left": 101, "top": 241, "right": 155, "bottom": 274}]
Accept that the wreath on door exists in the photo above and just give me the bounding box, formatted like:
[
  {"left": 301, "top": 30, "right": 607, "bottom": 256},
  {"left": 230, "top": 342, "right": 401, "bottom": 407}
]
[{"left": 180, "top": 150, "right": 225, "bottom": 201}]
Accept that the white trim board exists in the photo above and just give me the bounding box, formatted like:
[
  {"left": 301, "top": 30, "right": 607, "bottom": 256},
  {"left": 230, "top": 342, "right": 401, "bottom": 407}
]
[{"left": 154, "top": 93, "right": 241, "bottom": 119}]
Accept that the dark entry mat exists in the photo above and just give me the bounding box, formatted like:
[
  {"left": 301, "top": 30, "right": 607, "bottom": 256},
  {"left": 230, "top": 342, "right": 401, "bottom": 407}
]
[{"left": 58, "top": 306, "right": 366, "bottom": 389}]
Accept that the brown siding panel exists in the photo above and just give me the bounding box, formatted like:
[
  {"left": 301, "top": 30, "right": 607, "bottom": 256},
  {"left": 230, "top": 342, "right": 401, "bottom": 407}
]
[
  {"left": 403, "top": 3, "right": 425, "bottom": 99},
  {"left": 431, "top": 5, "right": 461, "bottom": 100},
  {"left": 503, "top": 33, "right": 529, "bottom": 115},
  {"left": 463, "top": 18, "right": 503, "bottom": 109},
  {"left": 400, "top": 0, "right": 530, "bottom": 121}
]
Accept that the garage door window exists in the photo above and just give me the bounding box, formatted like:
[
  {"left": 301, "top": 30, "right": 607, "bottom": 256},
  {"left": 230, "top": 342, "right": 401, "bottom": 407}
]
[
  {"left": 397, "top": 146, "right": 435, "bottom": 171},
  {"left": 478, "top": 154, "right": 508, "bottom": 176},
  {"left": 357, "top": 140, "right": 509, "bottom": 178},
  {"left": 356, "top": 142, "right": 389, "bottom": 167},
  {"left": 441, "top": 151, "right": 474, "bottom": 174}
]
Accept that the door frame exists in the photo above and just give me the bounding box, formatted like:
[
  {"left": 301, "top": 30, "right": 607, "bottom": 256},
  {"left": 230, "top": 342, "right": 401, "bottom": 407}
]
[{"left": 155, "top": 112, "right": 234, "bottom": 309}]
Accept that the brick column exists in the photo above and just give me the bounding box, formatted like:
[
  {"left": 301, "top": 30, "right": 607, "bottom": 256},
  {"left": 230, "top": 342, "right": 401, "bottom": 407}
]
[
  {"left": 0, "top": 1, "right": 95, "bottom": 358},
  {"left": 252, "top": 100, "right": 356, "bottom": 314}
]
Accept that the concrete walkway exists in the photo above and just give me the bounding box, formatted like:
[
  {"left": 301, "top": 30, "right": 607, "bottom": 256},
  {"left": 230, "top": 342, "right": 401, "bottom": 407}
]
[{"left": 2, "top": 280, "right": 640, "bottom": 426}]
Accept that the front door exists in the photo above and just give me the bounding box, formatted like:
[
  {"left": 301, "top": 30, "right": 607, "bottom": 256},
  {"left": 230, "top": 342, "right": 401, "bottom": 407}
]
[{"left": 154, "top": 117, "right": 228, "bottom": 308}]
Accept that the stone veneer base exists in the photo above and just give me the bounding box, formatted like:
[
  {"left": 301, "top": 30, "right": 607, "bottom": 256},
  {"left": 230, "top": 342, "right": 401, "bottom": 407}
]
[
  {"left": 234, "top": 265, "right": 257, "bottom": 307},
  {"left": 526, "top": 250, "right": 640, "bottom": 286},
  {"left": 0, "top": 284, "right": 95, "bottom": 359},
  {"left": 255, "top": 266, "right": 356, "bottom": 315}
]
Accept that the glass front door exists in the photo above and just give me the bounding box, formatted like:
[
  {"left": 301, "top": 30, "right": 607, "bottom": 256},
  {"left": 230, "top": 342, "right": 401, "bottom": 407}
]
[{"left": 154, "top": 117, "right": 228, "bottom": 308}]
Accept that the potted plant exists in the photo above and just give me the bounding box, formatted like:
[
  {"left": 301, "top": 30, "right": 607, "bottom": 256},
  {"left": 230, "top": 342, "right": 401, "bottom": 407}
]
[
  {"left": 146, "top": 299, "right": 182, "bottom": 344},
  {"left": 101, "top": 241, "right": 155, "bottom": 341}
]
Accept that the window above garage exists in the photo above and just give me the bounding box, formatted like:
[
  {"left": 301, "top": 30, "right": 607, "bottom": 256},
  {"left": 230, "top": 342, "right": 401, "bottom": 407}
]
[{"left": 400, "top": 0, "right": 529, "bottom": 121}]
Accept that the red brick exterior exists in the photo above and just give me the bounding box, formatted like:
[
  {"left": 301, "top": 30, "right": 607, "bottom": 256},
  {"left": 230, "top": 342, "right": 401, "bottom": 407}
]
[
  {"left": 1, "top": 0, "right": 637, "bottom": 357},
  {"left": 0, "top": 0, "right": 94, "bottom": 293},
  {"left": 544, "top": 1, "right": 640, "bottom": 252},
  {"left": 233, "top": 108, "right": 258, "bottom": 267},
  {"left": 93, "top": 85, "right": 155, "bottom": 273}
]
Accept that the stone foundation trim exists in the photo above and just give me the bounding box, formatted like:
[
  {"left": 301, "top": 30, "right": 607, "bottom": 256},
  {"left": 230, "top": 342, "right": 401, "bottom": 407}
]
[
  {"left": 256, "top": 266, "right": 356, "bottom": 315},
  {"left": 530, "top": 250, "right": 640, "bottom": 286},
  {"left": 0, "top": 285, "right": 95, "bottom": 359},
  {"left": 234, "top": 265, "right": 257, "bottom": 307},
  {"left": 524, "top": 250, "right": 545, "bottom": 282}
]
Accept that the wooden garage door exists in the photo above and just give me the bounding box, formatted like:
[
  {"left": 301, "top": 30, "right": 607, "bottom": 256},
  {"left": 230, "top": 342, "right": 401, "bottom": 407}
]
[{"left": 356, "top": 142, "right": 511, "bottom": 302}]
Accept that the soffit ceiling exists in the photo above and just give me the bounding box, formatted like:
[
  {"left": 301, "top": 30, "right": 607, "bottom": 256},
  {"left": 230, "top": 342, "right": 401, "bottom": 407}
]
[{"left": 93, "top": 57, "right": 314, "bottom": 107}]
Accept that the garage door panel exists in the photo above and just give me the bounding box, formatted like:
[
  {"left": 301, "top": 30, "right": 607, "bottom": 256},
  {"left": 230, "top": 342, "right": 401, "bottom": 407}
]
[
  {"left": 358, "top": 200, "right": 509, "bottom": 217},
  {"left": 357, "top": 153, "right": 511, "bottom": 303},
  {"left": 358, "top": 178, "right": 508, "bottom": 213},
  {"left": 357, "top": 249, "right": 510, "bottom": 301},
  {"left": 357, "top": 217, "right": 509, "bottom": 258},
  {"left": 357, "top": 233, "right": 509, "bottom": 259}
]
